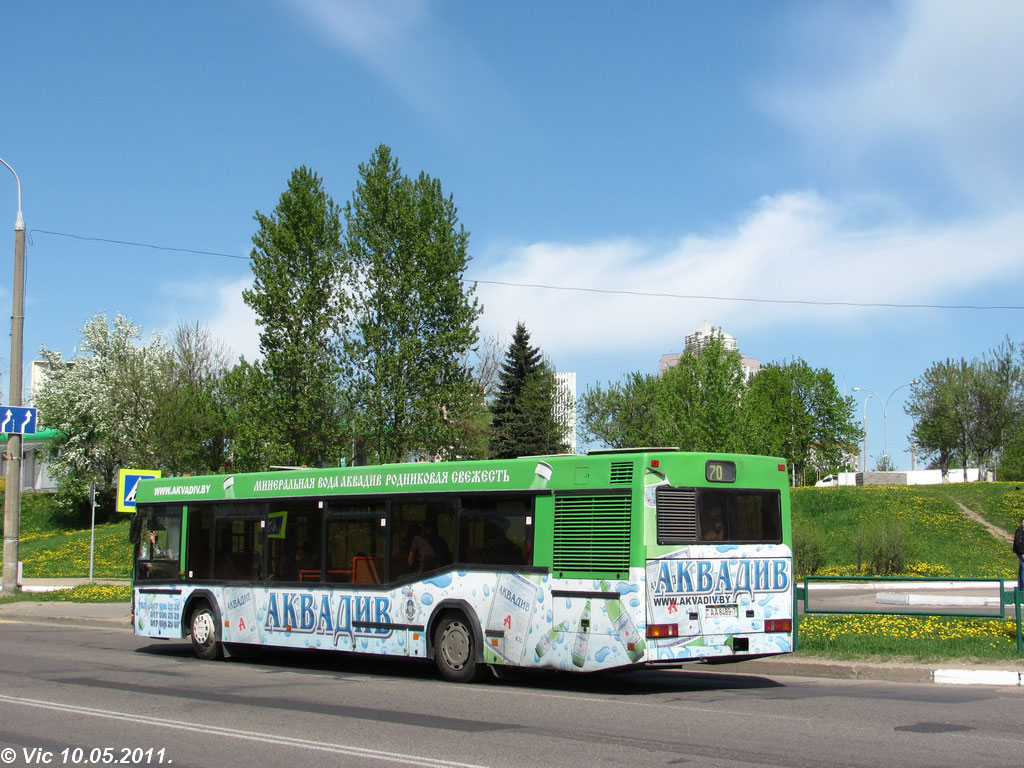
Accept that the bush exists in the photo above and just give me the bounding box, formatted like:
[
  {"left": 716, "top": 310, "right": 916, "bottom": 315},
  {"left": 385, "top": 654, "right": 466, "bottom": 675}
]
[
  {"left": 793, "top": 525, "right": 826, "bottom": 576},
  {"left": 853, "top": 521, "right": 911, "bottom": 576},
  {"left": 51, "top": 478, "right": 116, "bottom": 529}
]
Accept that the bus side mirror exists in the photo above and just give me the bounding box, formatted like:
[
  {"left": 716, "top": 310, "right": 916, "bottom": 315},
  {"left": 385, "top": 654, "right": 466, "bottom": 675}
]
[{"left": 129, "top": 514, "right": 143, "bottom": 544}]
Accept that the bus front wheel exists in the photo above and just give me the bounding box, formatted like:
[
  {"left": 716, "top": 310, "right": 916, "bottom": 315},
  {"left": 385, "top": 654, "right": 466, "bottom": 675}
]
[
  {"left": 190, "top": 603, "right": 223, "bottom": 661},
  {"left": 434, "top": 614, "right": 479, "bottom": 683}
]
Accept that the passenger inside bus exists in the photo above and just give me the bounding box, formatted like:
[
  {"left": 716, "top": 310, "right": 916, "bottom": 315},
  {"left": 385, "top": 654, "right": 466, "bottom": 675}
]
[
  {"left": 407, "top": 523, "right": 451, "bottom": 572},
  {"left": 700, "top": 512, "right": 726, "bottom": 541}
]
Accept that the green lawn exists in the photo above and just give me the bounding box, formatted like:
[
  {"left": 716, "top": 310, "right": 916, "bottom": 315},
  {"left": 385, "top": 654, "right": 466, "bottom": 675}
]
[
  {"left": 0, "top": 583, "right": 130, "bottom": 604},
  {"left": 791, "top": 485, "right": 1017, "bottom": 579},
  {"left": 15, "top": 493, "right": 132, "bottom": 579},
  {"left": 797, "top": 613, "right": 1022, "bottom": 662}
]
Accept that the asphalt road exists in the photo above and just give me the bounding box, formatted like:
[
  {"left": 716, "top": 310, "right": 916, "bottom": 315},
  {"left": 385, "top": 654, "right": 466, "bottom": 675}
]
[{"left": 0, "top": 619, "right": 1022, "bottom": 768}]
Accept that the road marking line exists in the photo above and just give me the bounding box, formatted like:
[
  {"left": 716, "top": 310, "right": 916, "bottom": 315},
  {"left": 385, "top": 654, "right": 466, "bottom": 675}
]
[{"left": 0, "top": 694, "right": 489, "bottom": 768}]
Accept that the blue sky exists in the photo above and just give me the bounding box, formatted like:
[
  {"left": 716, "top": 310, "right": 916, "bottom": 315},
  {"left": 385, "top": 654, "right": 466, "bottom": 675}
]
[{"left": 2, "top": 1, "right": 1022, "bottom": 468}]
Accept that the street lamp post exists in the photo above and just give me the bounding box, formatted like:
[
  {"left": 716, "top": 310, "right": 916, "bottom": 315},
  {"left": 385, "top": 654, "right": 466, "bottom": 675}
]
[
  {"left": 1, "top": 156, "right": 25, "bottom": 594},
  {"left": 852, "top": 380, "right": 919, "bottom": 470},
  {"left": 856, "top": 392, "right": 874, "bottom": 473}
]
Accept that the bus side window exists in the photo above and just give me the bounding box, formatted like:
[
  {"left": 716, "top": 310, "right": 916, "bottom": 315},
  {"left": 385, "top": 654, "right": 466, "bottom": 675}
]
[
  {"left": 186, "top": 505, "right": 214, "bottom": 580},
  {"left": 325, "top": 502, "right": 387, "bottom": 584},
  {"left": 458, "top": 497, "right": 534, "bottom": 568},
  {"left": 136, "top": 505, "right": 183, "bottom": 581},
  {"left": 267, "top": 501, "right": 323, "bottom": 582},
  {"left": 392, "top": 498, "right": 456, "bottom": 576}
]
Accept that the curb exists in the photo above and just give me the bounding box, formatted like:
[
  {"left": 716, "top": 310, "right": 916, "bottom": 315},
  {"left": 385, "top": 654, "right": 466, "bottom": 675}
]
[
  {"left": 710, "top": 656, "right": 1024, "bottom": 686},
  {"left": 932, "top": 669, "right": 1024, "bottom": 686}
]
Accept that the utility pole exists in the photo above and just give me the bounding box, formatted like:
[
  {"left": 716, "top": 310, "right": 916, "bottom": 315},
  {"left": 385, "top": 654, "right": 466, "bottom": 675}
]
[{"left": 1, "top": 157, "right": 26, "bottom": 594}]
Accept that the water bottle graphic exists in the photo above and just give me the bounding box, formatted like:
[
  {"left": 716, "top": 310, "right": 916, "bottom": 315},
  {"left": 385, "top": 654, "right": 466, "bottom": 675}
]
[
  {"left": 600, "top": 580, "right": 646, "bottom": 663},
  {"left": 535, "top": 621, "right": 566, "bottom": 660},
  {"left": 530, "top": 460, "right": 553, "bottom": 489},
  {"left": 571, "top": 600, "right": 592, "bottom": 668},
  {"left": 643, "top": 467, "right": 668, "bottom": 508}
]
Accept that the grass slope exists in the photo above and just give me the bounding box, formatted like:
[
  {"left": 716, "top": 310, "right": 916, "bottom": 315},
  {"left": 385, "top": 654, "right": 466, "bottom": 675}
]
[
  {"left": 16, "top": 494, "right": 131, "bottom": 579},
  {"left": 792, "top": 484, "right": 1020, "bottom": 579}
]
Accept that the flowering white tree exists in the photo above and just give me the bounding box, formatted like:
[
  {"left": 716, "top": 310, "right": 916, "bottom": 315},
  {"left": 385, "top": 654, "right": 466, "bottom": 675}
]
[{"left": 34, "top": 314, "right": 167, "bottom": 518}]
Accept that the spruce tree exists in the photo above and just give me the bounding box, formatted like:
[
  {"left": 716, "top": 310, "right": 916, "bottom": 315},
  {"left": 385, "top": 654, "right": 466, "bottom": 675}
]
[{"left": 490, "top": 323, "right": 567, "bottom": 458}]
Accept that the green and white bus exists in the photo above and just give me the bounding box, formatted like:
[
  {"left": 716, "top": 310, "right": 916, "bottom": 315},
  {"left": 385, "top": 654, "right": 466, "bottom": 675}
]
[{"left": 130, "top": 450, "right": 793, "bottom": 681}]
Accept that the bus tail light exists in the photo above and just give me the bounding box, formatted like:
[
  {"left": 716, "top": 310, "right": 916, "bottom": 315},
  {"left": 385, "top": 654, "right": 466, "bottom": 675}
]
[
  {"left": 765, "top": 619, "right": 792, "bottom": 633},
  {"left": 646, "top": 623, "right": 679, "bottom": 639},
  {"left": 778, "top": 464, "right": 787, "bottom": 472}
]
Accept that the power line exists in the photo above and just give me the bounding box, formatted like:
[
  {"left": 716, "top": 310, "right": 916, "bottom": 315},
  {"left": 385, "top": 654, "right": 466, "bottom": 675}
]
[
  {"left": 471, "top": 280, "right": 1024, "bottom": 310},
  {"left": 31, "top": 228, "right": 249, "bottom": 260},
  {"left": 28, "top": 228, "right": 1024, "bottom": 311}
]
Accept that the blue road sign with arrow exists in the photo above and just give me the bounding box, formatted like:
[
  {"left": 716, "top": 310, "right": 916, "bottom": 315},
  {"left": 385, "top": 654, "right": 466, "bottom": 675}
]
[{"left": 0, "top": 405, "right": 37, "bottom": 435}]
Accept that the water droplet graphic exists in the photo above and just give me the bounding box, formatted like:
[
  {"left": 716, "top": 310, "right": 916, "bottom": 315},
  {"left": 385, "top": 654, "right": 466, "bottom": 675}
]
[
  {"left": 421, "top": 593, "right": 435, "bottom": 606},
  {"left": 425, "top": 574, "right": 453, "bottom": 589}
]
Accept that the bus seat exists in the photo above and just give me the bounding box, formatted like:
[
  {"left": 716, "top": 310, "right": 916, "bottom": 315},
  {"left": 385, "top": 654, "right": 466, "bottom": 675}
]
[{"left": 352, "top": 556, "right": 381, "bottom": 584}]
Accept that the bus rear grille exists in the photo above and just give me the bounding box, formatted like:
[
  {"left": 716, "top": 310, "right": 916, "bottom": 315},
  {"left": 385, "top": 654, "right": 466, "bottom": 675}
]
[
  {"left": 657, "top": 488, "right": 698, "bottom": 544},
  {"left": 553, "top": 493, "right": 631, "bottom": 574},
  {"left": 609, "top": 462, "right": 634, "bottom": 485}
]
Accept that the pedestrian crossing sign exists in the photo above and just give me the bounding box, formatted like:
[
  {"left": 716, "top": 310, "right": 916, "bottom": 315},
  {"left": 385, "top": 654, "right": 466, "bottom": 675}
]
[{"left": 118, "top": 468, "right": 162, "bottom": 512}]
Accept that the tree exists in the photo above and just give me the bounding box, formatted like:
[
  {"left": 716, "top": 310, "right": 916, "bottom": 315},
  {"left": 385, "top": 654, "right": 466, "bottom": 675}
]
[
  {"left": 149, "top": 321, "right": 232, "bottom": 475},
  {"left": 742, "top": 358, "right": 860, "bottom": 485},
  {"left": 242, "top": 166, "right": 349, "bottom": 467},
  {"left": 907, "top": 359, "right": 969, "bottom": 480},
  {"left": 490, "top": 323, "right": 567, "bottom": 458},
  {"left": 654, "top": 334, "right": 746, "bottom": 451},
  {"left": 909, "top": 340, "right": 1023, "bottom": 481},
  {"left": 442, "top": 335, "right": 506, "bottom": 461},
  {"left": 579, "top": 372, "right": 660, "bottom": 449},
  {"left": 969, "top": 339, "right": 1022, "bottom": 479},
  {"left": 874, "top": 455, "right": 897, "bottom": 472},
  {"left": 34, "top": 314, "right": 166, "bottom": 522},
  {"left": 343, "top": 145, "right": 482, "bottom": 463}
]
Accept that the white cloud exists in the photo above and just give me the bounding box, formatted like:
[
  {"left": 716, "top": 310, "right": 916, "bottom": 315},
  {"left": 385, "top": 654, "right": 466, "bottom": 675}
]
[
  {"left": 764, "top": 0, "right": 1024, "bottom": 198},
  {"left": 157, "top": 277, "right": 261, "bottom": 364},
  {"left": 204, "top": 278, "right": 262, "bottom": 362},
  {"left": 282, "top": 0, "right": 472, "bottom": 129},
  {"left": 474, "top": 192, "right": 1024, "bottom": 358}
]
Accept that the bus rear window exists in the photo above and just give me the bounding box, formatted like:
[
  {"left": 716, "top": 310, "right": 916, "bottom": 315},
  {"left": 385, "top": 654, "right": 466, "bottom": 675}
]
[{"left": 657, "top": 487, "right": 781, "bottom": 545}]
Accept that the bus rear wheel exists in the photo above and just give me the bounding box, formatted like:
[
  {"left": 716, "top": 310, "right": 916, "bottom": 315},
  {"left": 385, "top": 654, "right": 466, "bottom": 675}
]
[
  {"left": 434, "top": 614, "right": 479, "bottom": 683},
  {"left": 190, "top": 603, "right": 223, "bottom": 661}
]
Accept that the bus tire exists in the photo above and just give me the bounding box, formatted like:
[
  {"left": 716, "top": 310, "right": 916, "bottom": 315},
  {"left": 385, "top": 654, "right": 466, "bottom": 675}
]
[
  {"left": 434, "top": 613, "right": 480, "bottom": 683},
  {"left": 189, "top": 602, "right": 223, "bottom": 661}
]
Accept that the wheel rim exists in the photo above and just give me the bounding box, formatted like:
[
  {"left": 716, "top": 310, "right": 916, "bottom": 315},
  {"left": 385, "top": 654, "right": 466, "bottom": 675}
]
[
  {"left": 439, "top": 620, "right": 471, "bottom": 670},
  {"left": 193, "top": 611, "right": 215, "bottom": 646}
]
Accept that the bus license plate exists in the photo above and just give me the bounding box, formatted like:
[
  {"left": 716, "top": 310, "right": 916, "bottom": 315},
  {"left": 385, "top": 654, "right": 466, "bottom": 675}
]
[{"left": 706, "top": 605, "right": 737, "bottom": 618}]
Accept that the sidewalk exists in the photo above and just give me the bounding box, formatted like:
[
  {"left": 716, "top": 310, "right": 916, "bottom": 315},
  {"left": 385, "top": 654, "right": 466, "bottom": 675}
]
[{"left": 1, "top": 591, "right": 1022, "bottom": 687}]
